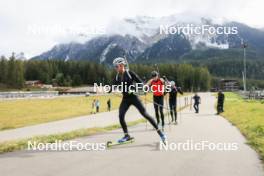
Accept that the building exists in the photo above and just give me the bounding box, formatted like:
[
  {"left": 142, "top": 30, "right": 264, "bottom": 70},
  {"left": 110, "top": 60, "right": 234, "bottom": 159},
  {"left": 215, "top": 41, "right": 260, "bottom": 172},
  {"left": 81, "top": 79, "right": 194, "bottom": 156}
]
[
  {"left": 25, "top": 80, "right": 42, "bottom": 87},
  {"left": 0, "top": 91, "right": 58, "bottom": 99},
  {"left": 58, "top": 86, "right": 96, "bottom": 95},
  {"left": 41, "top": 84, "right": 53, "bottom": 89},
  {"left": 220, "top": 79, "right": 239, "bottom": 91}
]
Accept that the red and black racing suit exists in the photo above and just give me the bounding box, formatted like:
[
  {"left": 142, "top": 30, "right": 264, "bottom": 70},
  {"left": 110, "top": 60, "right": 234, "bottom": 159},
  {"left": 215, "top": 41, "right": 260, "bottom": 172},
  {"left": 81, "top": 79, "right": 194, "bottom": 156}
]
[{"left": 150, "top": 79, "right": 165, "bottom": 127}]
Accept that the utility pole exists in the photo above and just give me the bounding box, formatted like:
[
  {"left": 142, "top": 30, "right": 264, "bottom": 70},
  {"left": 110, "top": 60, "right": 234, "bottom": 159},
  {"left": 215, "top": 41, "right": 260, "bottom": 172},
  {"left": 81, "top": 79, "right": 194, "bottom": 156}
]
[{"left": 241, "top": 39, "right": 247, "bottom": 92}]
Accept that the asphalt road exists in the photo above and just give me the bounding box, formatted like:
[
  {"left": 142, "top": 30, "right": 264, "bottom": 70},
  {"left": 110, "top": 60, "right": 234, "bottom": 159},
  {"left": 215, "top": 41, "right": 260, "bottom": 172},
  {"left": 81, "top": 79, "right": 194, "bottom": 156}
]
[{"left": 0, "top": 93, "right": 263, "bottom": 176}]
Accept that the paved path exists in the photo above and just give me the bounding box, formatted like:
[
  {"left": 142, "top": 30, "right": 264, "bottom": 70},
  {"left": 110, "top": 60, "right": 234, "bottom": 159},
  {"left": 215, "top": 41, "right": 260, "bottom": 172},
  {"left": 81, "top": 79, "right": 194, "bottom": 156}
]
[
  {"left": 0, "top": 95, "right": 191, "bottom": 142},
  {"left": 0, "top": 93, "right": 263, "bottom": 176}
]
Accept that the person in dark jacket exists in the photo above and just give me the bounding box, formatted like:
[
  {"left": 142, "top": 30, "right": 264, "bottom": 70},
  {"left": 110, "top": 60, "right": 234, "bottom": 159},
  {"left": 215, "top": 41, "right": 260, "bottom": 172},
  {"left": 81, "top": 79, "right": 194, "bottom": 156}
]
[
  {"left": 107, "top": 98, "right": 111, "bottom": 111},
  {"left": 193, "top": 93, "right": 201, "bottom": 113},
  {"left": 217, "top": 90, "right": 225, "bottom": 114}
]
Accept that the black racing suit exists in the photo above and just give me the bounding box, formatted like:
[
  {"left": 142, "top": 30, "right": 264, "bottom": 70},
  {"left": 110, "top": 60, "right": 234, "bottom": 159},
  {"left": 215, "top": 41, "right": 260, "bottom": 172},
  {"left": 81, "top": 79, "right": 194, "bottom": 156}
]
[
  {"left": 168, "top": 86, "right": 183, "bottom": 122},
  {"left": 110, "top": 70, "right": 162, "bottom": 137}
]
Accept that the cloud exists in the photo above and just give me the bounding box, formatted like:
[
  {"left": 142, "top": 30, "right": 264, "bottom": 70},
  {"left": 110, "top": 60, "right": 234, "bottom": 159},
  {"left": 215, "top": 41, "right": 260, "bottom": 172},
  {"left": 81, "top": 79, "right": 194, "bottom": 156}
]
[{"left": 0, "top": 0, "right": 263, "bottom": 58}]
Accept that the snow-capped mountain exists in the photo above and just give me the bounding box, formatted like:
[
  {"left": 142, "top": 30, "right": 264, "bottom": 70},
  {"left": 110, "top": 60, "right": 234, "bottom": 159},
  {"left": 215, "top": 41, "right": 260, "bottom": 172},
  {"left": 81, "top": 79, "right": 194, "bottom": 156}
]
[
  {"left": 32, "top": 13, "right": 264, "bottom": 63},
  {"left": 32, "top": 34, "right": 147, "bottom": 64},
  {"left": 107, "top": 13, "right": 231, "bottom": 48}
]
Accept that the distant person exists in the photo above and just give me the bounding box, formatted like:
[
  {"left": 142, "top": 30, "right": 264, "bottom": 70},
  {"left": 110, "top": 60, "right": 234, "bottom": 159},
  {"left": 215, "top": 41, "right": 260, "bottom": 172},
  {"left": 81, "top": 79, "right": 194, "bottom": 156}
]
[
  {"left": 217, "top": 91, "right": 225, "bottom": 114},
  {"left": 167, "top": 81, "right": 183, "bottom": 124},
  {"left": 107, "top": 98, "right": 111, "bottom": 111},
  {"left": 91, "top": 99, "right": 96, "bottom": 114},
  {"left": 95, "top": 99, "right": 100, "bottom": 113},
  {"left": 193, "top": 93, "right": 201, "bottom": 113}
]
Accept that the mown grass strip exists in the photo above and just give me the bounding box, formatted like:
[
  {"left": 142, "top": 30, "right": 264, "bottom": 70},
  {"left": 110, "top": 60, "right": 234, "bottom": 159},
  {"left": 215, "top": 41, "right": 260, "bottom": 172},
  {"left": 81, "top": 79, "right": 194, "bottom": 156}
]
[
  {"left": 0, "top": 119, "right": 147, "bottom": 154},
  {"left": 222, "top": 92, "right": 264, "bottom": 160}
]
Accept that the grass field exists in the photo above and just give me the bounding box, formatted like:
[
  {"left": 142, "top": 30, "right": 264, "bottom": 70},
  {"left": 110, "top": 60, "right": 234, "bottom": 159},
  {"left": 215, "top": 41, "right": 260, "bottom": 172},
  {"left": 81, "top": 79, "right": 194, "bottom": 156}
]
[
  {"left": 222, "top": 92, "right": 264, "bottom": 160},
  {"left": 0, "top": 94, "right": 122, "bottom": 130},
  {"left": 0, "top": 92, "right": 188, "bottom": 131}
]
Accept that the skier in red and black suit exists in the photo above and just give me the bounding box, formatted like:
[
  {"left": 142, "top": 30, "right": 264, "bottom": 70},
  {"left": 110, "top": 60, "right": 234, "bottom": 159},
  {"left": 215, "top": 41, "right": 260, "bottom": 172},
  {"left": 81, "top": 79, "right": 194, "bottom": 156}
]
[{"left": 146, "top": 71, "right": 166, "bottom": 131}]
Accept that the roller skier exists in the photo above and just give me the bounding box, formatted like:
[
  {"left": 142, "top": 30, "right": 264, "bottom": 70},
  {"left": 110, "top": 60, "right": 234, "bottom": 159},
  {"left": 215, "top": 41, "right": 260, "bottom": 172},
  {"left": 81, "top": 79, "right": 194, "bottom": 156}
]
[
  {"left": 108, "top": 57, "right": 167, "bottom": 144},
  {"left": 167, "top": 81, "right": 183, "bottom": 124}
]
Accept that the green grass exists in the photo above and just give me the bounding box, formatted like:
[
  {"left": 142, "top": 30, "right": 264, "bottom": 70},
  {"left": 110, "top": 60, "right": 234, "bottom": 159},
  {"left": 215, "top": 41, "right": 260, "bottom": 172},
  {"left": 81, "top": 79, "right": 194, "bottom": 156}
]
[
  {"left": 0, "top": 94, "right": 123, "bottom": 130},
  {"left": 222, "top": 92, "right": 264, "bottom": 160},
  {"left": 0, "top": 93, "right": 191, "bottom": 131}
]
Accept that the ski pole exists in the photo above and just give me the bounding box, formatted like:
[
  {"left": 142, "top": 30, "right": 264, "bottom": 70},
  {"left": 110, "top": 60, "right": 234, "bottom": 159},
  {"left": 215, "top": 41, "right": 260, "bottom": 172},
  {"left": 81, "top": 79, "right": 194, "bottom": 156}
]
[
  {"left": 144, "top": 93, "right": 148, "bottom": 130},
  {"left": 179, "top": 96, "right": 182, "bottom": 124},
  {"left": 190, "top": 95, "right": 192, "bottom": 111},
  {"left": 155, "top": 64, "right": 160, "bottom": 74},
  {"left": 165, "top": 94, "right": 171, "bottom": 131}
]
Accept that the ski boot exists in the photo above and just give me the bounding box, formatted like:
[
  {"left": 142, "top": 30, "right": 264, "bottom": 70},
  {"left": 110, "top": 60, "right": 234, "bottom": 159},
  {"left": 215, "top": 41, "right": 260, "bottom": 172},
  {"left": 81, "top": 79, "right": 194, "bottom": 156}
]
[
  {"left": 118, "top": 134, "right": 133, "bottom": 143},
  {"left": 160, "top": 132, "right": 167, "bottom": 144}
]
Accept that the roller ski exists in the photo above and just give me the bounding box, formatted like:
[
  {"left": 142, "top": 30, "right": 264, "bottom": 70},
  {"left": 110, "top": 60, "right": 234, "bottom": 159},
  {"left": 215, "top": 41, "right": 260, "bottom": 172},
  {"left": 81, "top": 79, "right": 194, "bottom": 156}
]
[{"left": 106, "top": 135, "right": 135, "bottom": 148}]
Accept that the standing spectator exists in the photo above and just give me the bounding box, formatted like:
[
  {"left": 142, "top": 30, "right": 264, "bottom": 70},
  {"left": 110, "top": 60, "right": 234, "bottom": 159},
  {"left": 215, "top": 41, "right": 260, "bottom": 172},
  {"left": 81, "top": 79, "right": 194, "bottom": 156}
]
[
  {"left": 107, "top": 98, "right": 111, "bottom": 111},
  {"left": 95, "top": 99, "right": 100, "bottom": 113},
  {"left": 217, "top": 90, "right": 225, "bottom": 114},
  {"left": 91, "top": 99, "right": 96, "bottom": 114}
]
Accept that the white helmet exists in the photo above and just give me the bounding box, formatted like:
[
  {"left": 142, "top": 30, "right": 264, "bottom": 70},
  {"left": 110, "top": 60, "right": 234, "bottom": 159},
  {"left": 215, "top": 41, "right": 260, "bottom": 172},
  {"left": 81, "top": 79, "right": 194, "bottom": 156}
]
[
  {"left": 170, "top": 81, "right": 175, "bottom": 86},
  {"left": 113, "top": 57, "right": 127, "bottom": 67}
]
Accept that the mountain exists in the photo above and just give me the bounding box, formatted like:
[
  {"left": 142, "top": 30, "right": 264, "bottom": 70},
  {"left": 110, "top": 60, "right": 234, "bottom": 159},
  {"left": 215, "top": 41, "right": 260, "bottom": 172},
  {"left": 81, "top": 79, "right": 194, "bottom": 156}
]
[
  {"left": 32, "top": 14, "right": 264, "bottom": 64},
  {"left": 226, "top": 22, "right": 264, "bottom": 57},
  {"left": 138, "top": 34, "right": 192, "bottom": 62},
  {"left": 32, "top": 35, "right": 147, "bottom": 64}
]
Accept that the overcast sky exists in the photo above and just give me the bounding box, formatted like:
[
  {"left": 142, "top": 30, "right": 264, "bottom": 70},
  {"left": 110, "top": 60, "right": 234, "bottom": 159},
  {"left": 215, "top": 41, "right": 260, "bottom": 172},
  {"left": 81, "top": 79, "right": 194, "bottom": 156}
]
[{"left": 0, "top": 0, "right": 263, "bottom": 58}]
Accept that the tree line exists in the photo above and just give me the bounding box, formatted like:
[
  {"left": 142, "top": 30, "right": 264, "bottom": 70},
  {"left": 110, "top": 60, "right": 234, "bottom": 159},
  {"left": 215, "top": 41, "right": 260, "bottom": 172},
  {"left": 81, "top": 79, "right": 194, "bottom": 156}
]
[
  {"left": 203, "top": 59, "right": 264, "bottom": 80},
  {"left": 189, "top": 59, "right": 264, "bottom": 89},
  {"left": 0, "top": 56, "right": 211, "bottom": 91},
  {"left": 0, "top": 55, "right": 24, "bottom": 89}
]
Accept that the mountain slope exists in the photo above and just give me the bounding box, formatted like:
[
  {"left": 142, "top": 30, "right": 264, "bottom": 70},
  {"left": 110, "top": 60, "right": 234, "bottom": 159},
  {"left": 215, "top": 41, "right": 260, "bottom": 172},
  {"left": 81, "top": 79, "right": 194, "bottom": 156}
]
[
  {"left": 138, "top": 34, "right": 191, "bottom": 62},
  {"left": 32, "top": 34, "right": 147, "bottom": 64},
  {"left": 32, "top": 14, "right": 264, "bottom": 64}
]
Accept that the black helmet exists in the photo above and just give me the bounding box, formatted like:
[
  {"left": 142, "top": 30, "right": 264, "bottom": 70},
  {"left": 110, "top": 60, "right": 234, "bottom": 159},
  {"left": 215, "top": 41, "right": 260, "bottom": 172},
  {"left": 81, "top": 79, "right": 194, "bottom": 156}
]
[{"left": 151, "top": 71, "right": 158, "bottom": 77}]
